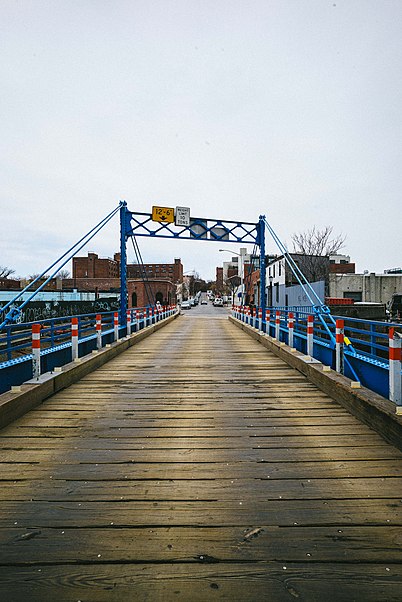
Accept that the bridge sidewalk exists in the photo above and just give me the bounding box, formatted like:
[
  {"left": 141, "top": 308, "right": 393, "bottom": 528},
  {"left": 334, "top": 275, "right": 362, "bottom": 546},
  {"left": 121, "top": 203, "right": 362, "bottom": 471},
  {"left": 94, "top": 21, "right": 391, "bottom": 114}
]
[{"left": 0, "top": 312, "right": 401, "bottom": 600}]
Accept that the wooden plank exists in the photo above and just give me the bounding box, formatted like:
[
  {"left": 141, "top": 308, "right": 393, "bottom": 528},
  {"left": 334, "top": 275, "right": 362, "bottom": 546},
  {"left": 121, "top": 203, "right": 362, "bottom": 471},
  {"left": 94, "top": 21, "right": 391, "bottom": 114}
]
[
  {"left": 1, "top": 526, "right": 401, "bottom": 564},
  {"left": 0, "top": 477, "right": 400, "bottom": 502},
  {"left": 1, "top": 563, "right": 402, "bottom": 602},
  {"left": 0, "top": 458, "right": 402, "bottom": 481},
  {"left": 0, "top": 499, "right": 401, "bottom": 527},
  {"left": 0, "top": 440, "right": 398, "bottom": 465}
]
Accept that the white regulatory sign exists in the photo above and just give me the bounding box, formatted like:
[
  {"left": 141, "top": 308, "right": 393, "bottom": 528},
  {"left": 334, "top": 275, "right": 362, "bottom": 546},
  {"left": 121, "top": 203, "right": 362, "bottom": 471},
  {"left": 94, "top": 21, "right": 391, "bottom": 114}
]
[{"left": 175, "top": 206, "right": 191, "bottom": 227}]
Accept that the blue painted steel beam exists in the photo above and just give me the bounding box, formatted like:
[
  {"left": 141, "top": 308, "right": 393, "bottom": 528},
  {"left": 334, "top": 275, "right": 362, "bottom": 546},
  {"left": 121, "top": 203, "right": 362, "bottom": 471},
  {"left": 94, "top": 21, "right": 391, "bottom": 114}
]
[
  {"left": 125, "top": 211, "right": 259, "bottom": 244},
  {"left": 120, "top": 201, "right": 128, "bottom": 325},
  {"left": 258, "top": 216, "right": 266, "bottom": 318}
]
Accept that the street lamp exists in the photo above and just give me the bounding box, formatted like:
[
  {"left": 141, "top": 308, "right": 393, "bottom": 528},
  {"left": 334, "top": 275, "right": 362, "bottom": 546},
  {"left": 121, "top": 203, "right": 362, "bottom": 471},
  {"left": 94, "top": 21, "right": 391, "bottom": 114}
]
[{"left": 219, "top": 248, "right": 245, "bottom": 305}]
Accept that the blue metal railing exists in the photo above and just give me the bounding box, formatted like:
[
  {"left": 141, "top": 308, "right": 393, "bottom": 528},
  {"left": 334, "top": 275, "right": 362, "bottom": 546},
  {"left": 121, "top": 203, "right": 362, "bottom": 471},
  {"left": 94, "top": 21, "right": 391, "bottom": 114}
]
[
  {"left": 232, "top": 304, "right": 402, "bottom": 403},
  {"left": 0, "top": 305, "right": 177, "bottom": 393}
]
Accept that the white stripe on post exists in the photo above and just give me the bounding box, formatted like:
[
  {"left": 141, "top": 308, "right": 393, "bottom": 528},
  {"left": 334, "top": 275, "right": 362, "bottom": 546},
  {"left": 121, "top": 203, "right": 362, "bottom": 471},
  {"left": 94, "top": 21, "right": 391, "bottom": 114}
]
[
  {"left": 389, "top": 328, "right": 401, "bottom": 405},
  {"left": 96, "top": 314, "right": 102, "bottom": 349},
  {"left": 126, "top": 310, "right": 131, "bottom": 336},
  {"left": 114, "top": 312, "right": 119, "bottom": 342},
  {"left": 32, "top": 323, "right": 41, "bottom": 379},
  {"left": 336, "top": 319, "right": 344, "bottom": 373},
  {"left": 307, "top": 315, "right": 314, "bottom": 357},
  {"left": 71, "top": 317, "right": 79, "bottom": 361},
  {"left": 275, "top": 311, "right": 280, "bottom": 340},
  {"left": 288, "top": 312, "right": 294, "bottom": 348}
]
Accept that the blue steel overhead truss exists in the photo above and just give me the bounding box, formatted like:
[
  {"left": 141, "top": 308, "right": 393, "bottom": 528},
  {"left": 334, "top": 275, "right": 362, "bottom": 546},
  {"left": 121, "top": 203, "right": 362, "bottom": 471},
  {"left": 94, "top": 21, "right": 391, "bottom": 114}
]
[{"left": 120, "top": 201, "right": 266, "bottom": 327}]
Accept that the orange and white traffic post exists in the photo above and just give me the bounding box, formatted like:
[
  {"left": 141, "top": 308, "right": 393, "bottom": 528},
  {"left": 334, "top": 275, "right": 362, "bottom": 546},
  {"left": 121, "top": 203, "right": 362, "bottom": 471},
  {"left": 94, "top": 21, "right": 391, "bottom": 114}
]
[
  {"left": 71, "top": 317, "right": 79, "bottom": 360},
  {"left": 126, "top": 309, "right": 132, "bottom": 336},
  {"left": 135, "top": 310, "right": 140, "bottom": 332},
  {"left": 336, "top": 319, "right": 344, "bottom": 373},
  {"left": 307, "top": 315, "right": 314, "bottom": 357},
  {"left": 389, "top": 328, "right": 401, "bottom": 405},
  {"left": 96, "top": 314, "right": 102, "bottom": 349},
  {"left": 32, "top": 323, "right": 41, "bottom": 379},
  {"left": 114, "top": 312, "right": 119, "bottom": 342},
  {"left": 275, "top": 311, "right": 281, "bottom": 339},
  {"left": 258, "top": 307, "right": 263, "bottom": 331},
  {"left": 288, "top": 312, "right": 294, "bottom": 348},
  {"left": 266, "top": 310, "right": 270, "bottom": 335}
]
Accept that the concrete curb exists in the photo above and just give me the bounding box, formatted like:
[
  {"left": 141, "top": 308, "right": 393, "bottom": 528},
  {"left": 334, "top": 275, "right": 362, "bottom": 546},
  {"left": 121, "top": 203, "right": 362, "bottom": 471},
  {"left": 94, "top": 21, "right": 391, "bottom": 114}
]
[
  {"left": 229, "top": 316, "right": 402, "bottom": 451},
  {"left": 0, "top": 312, "right": 180, "bottom": 430}
]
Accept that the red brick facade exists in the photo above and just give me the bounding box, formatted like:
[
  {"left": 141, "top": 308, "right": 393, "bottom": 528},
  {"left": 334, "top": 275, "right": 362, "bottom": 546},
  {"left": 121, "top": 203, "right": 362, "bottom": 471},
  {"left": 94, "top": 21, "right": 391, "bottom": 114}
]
[
  {"left": 73, "top": 253, "right": 120, "bottom": 279},
  {"left": 0, "top": 278, "right": 21, "bottom": 290},
  {"left": 127, "top": 258, "right": 183, "bottom": 283},
  {"left": 68, "top": 253, "right": 183, "bottom": 307},
  {"left": 73, "top": 253, "right": 183, "bottom": 284},
  {"left": 62, "top": 278, "right": 177, "bottom": 308},
  {"left": 329, "top": 263, "right": 356, "bottom": 274},
  {"left": 216, "top": 267, "right": 223, "bottom": 290}
]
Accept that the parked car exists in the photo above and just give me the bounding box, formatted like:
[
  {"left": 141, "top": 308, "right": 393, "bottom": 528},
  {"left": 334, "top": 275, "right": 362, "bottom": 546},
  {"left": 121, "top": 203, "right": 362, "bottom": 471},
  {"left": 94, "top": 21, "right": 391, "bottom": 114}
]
[
  {"left": 181, "top": 300, "right": 191, "bottom": 310},
  {"left": 213, "top": 298, "right": 224, "bottom": 307},
  {"left": 201, "top": 299, "right": 208, "bottom": 305}
]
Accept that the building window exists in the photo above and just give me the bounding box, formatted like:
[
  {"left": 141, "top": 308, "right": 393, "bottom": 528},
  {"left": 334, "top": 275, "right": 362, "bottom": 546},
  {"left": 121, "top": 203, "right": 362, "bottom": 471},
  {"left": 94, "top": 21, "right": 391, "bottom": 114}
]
[{"left": 346, "top": 292, "right": 362, "bottom": 301}]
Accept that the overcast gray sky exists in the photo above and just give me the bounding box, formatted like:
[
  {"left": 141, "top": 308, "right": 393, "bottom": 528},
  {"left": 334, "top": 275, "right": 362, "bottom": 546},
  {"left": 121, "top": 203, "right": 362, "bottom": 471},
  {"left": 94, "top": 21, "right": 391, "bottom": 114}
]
[{"left": 1, "top": 0, "right": 401, "bottom": 281}]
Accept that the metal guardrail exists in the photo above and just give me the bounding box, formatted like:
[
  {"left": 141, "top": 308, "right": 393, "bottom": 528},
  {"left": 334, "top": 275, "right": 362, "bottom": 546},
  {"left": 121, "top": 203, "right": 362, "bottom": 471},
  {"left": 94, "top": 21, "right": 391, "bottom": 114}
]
[
  {"left": 0, "top": 305, "right": 177, "bottom": 393},
  {"left": 232, "top": 305, "right": 402, "bottom": 405}
]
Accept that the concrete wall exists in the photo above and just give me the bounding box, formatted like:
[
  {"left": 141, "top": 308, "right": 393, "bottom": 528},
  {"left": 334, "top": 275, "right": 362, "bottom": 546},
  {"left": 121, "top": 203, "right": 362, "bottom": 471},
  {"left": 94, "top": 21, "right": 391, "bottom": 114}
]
[
  {"left": 267, "top": 280, "right": 325, "bottom": 307},
  {"left": 285, "top": 280, "right": 325, "bottom": 307},
  {"left": 330, "top": 273, "right": 402, "bottom": 304}
]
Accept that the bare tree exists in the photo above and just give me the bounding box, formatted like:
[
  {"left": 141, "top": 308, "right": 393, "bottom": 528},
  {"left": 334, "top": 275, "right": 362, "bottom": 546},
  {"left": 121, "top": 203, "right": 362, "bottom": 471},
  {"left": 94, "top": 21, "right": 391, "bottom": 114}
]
[
  {"left": 291, "top": 226, "right": 345, "bottom": 257},
  {"left": 0, "top": 266, "right": 15, "bottom": 278},
  {"left": 56, "top": 269, "right": 70, "bottom": 279},
  {"left": 290, "top": 226, "right": 346, "bottom": 286}
]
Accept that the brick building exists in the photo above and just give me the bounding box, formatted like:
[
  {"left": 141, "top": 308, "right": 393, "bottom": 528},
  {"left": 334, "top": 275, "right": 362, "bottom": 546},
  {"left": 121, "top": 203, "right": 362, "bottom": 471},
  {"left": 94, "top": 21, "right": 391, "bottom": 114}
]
[
  {"left": 216, "top": 267, "right": 224, "bottom": 291},
  {"left": 0, "top": 278, "right": 21, "bottom": 290},
  {"left": 73, "top": 253, "right": 120, "bottom": 279},
  {"left": 127, "top": 258, "right": 183, "bottom": 283},
  {"left": 68, "top": 252, "right": 183, "bottom": 307}
]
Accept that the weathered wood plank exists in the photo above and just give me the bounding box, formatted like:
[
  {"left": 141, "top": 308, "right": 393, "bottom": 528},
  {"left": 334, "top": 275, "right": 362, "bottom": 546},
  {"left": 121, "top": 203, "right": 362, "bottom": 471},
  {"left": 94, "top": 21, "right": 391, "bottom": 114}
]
[
  {"left": 0, "top": 499, "right": 401, "bottom": 527},
  {"left": 1, "top": 458, "right": 401, "bottom": 481},
  {"left": 1, "top": 526, "right": 401, "bottom": 564},
  {"left": 0, "top": 563, "right": 401, "bottom": 602},
  {"left": 0, "top": 477, "right": 400, "bottom": 501}
]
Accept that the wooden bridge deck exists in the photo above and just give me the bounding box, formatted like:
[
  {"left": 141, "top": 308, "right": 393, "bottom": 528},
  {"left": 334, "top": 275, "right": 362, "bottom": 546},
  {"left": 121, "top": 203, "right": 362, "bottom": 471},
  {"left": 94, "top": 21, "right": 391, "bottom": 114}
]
[{"left": 0, "top": 310, "right": 402, "bottom": 601}]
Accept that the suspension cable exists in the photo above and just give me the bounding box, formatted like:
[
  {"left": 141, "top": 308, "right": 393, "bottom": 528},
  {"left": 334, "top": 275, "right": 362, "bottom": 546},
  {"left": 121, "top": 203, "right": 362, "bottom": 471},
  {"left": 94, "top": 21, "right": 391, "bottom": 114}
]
[
  {"left": 263, "top": 216, "right": 359, "bottom": 379},
  {"left": 0, "top": 203, "right": 122, "bottom": 330},
  {"left": 130, "top": 236, "right": 155, "bottom": 307}
]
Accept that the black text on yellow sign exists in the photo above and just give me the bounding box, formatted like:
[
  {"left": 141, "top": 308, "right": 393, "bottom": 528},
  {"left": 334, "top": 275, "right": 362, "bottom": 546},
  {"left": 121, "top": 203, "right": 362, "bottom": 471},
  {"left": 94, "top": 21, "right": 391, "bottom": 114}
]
[{"left": 152, "top": 206, "right": 175, "bottom": 223}]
